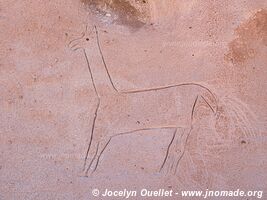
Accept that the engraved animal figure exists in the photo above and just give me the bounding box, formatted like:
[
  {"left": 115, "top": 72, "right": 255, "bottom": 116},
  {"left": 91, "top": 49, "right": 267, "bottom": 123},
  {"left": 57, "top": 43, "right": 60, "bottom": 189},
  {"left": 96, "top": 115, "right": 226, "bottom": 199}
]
[{"left": 68, "top": 26, "right": 256, "bottom": 176}]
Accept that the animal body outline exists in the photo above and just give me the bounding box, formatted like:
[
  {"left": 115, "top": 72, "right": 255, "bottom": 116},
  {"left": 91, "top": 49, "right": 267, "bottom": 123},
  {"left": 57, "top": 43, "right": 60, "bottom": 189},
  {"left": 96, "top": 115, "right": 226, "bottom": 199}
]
[{"left": 68, "top": 25, "right": 255, "bottom": 177}]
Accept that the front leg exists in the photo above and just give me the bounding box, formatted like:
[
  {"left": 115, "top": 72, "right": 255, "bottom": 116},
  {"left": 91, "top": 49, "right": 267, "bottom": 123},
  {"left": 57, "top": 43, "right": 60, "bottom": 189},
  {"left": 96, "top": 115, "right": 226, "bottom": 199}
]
[{"left": 84, "top": 134, "right": 112, "bottom": 176}]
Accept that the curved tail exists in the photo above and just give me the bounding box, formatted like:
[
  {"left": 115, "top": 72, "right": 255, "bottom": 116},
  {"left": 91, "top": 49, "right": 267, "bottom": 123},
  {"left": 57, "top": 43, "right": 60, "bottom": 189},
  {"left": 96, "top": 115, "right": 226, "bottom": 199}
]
[
  {"left": 199, "top": 87, "right": 257, "bottom": 139},
  {"left": 217, "top": 96, "right": 258, "bottom": 138}
]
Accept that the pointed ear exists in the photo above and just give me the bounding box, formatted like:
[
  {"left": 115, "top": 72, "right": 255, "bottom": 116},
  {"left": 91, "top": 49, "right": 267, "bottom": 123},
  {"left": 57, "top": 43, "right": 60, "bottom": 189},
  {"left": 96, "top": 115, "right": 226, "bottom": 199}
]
[
  {"left": 83, "top": 24, "right": 96, "bottom": 37},
  {"left": 93, "top": 25, "right": 98, "bottom": 36},
  {"left": 85, "top": 24, "right": 93, "bottom": 33},
  {"left": 81, "top": 23, "right": 90, "bottom": 34}
]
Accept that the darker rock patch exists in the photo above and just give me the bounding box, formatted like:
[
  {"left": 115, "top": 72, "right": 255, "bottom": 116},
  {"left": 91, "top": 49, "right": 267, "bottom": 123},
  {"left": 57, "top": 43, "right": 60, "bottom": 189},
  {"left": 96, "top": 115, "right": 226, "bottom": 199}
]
[
  {"left": 225, "top": 9, "right": 267, "bottom": 64},
  {"left": 81, "top": 0, "right": 150, "bottom": 29}
]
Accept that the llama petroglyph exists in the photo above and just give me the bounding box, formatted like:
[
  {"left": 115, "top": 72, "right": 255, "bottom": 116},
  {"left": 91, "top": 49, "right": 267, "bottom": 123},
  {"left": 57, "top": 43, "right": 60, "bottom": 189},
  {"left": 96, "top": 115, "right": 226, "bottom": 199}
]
[{"left": 68, "top": 25, "right": 256, "bottom": 177}]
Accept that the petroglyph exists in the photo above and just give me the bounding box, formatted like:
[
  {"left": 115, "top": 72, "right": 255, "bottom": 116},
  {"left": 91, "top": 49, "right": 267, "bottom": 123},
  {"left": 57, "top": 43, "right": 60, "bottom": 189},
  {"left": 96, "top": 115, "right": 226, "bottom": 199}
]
[
  {"left": 69, "top": 25, "right": 258, "bottom": 177},
  {"left": 1, "top": 1, "right": 266, "bottom": 199}
]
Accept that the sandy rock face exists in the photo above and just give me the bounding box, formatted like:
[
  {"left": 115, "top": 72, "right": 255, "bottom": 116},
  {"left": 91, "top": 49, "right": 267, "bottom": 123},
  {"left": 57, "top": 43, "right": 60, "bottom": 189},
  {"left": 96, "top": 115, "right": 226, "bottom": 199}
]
[{"left": 0, "top": 0, "right": 266, "bottom": 199}]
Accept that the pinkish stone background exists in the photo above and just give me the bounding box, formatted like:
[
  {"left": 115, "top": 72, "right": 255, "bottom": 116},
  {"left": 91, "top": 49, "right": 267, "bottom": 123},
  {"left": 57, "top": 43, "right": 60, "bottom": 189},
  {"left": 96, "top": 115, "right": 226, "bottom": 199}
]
[{"left": 0, "top": 0, "right": 266, "bottom": 199}]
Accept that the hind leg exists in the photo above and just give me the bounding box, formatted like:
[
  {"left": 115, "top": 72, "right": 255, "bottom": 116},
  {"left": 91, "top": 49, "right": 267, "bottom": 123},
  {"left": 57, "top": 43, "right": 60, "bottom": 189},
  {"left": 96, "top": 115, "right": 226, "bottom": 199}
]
[
  {"left": 168, "top": 127, "right": 192, "bottom": 175},
  {"left": 168, "top": 95, "right": 199, "bottom": 174},
  {"left": 159, "top": 128, "right": 178, "bottom": 174}
]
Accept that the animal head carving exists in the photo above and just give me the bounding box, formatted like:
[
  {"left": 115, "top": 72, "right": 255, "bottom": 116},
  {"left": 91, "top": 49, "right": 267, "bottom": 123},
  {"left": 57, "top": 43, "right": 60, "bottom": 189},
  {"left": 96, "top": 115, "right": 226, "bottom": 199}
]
[{"left": 68, "top": 25, "right": 97, "bottom": 51}]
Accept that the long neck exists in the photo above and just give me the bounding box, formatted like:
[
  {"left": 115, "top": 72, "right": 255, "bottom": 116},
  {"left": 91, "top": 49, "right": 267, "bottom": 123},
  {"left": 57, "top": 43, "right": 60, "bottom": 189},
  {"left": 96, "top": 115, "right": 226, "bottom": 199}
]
[{"left": 84, "top": 34, "right": 118, "bottom": 97}]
